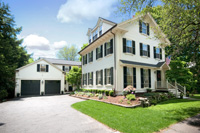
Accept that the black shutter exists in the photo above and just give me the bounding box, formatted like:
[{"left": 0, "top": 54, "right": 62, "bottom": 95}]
[
  {"left": 101, "top": 45, "right": 103, "bottom": 58},
  {"left": 148, "top": 69, "right": 151, "bottom": 88},
  {"left": 160, "top": 48, "right": 162, "bottom": 59},
  {"left": 96, "top": 48, "right": 98, "bottom": 60},
  {"left": 123, "top": 67, "right": 127, "bottom": 88},
  {"left": 141, "top": 68, "right": 144, "bottom": 88},
  {"left": 140, "top": 43, "right": 143, "bottom": 56},
  {"left": 132, "top": 40, "right": 135, "bottom": 54},
  {"left": 91, "top": 72, "right": 93, "bottom": 85},
  {"left": 104, "top": 69, "right": 107, "bottom": 85},
  {"left": 111, "top": 67, "right": 113, "bottom": 85},
  {"left": 37, "top": 64, "right": 40, "bottom": 72},
  {"left": 154, "top": 47, "right": 156, "bottom": 59},
  {"left": 110, "top": 39, "right": 113, "bottom": 54},
  {"left": 46, "top": 65, "right": 49, "bottom": 72},
  {"left": 86, "top": 54, "right": 87, "bottom": 64},
  {"left": 62, "top": 66, "right": 65, "bottom": 71},
  {"left": 147, "top": 23, "right": 150, "bottom": 36},
  {"left": 139, "top": 20, "right": 142, "bottom": 33},
  {"left": 133, "top": 67, "right": 136, "bottom": 88},
  {"left": 123, "top": 38, "right": 126, "bottom": 53},
  {"left": 104, "top": 43, "right": 107, "bottom": 56},
  {"left": 86, "top": 73, "right": 87, "bottom": 85},
  {"left": 101, "top": 70, "right": 103, "bottom": 85},
  {"left": 83, "top": 74, "right": 84, "bottom": 85},
  {"left": 83, "top": 56, "right": 85, "bottom": 65},
  {"left": 96, "top": 71, "right": 98, "bottom": 85},
  {"left": 147, "top": 45, "right": 150, "bottom": 57},
  {"left": 88, "top": 73, "right": 89, "bottom": 85},
  {"left": 69, "top": 66, "right": 71, "bottom": 71},
  {"left": 91, "top": 51, "right": 93, "bottom": 62}
]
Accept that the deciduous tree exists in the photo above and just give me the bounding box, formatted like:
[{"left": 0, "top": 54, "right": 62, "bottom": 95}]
[{"left": 57, "top": 45, "right": 79, "bottom": 61}]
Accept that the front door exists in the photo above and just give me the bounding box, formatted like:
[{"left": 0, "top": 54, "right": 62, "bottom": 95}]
[
  {"left": 69, "top": 86, "right": 73, "bottom": 91},
  {"left": 157, "top": 70, "right": 161, "bottom": 88}
]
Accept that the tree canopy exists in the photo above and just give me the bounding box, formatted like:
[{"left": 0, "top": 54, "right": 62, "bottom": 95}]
[
  {"left": 0, "top": 2, "right": 30, "bottom": 98},
  {"left": 79, "top": 43, "right": 88, "bottom": 61},
  {"left": 57, "top": 45, "right": 79, "bottom": 61},
  {"left": 66, "top": 66, "right": 82, "bottom": 89}
]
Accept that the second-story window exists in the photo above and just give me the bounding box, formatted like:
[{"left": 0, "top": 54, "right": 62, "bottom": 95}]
[
  {"left": 154, "top": 47, "right": 162, "bottom": 59},
  {"left": 104, "top": 39, "right": 113, "bottom": 56},
  {"left": 140, "top": 43, "right": 150, "bottom": 57},
  {"left": 99, "top": 26, "right": 102, "bottom": 36},
  {"left": 96, "top": 45, "right": 103, "bottom": 60},
  {"left": 83, "top": 54, "right": 87, "bottom": 65},
  {"left": 123, "top": 38, "right": 135, "bottom": 54},
  {"left": 139, "top": 20, "right": 150, "bottom": 35},
  {"left": 88, "top": 51, "right": 93, "bottom": 63},
  {"left": 89, "top": 35, "right": 92, "bottom": 43}
]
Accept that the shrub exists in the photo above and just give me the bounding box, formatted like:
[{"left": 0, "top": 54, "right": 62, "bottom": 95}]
[
  {"left": 146, "top": 88, "right": 152, "bottom": 93},
  {"left": 103, "top": 96, "right": 107, "bottom": 99},
  {"left": 100, "top": 90, "right": 104, "bottom": 94},
  {"left": 109, "top": 90, "right": 114, "bottom": 96},
  {"left": 123, "top": 85, "right": 136, "bottom": 96},
  {"left": 105, "top": 90, "right": 109, "bottom": 96},
  {"left": 95, "top": 94, "right": 99, "bottom": 97},
  {"left": 180, "top": 92, "right": 183, "bottom": 99},
  {"left": 186, "top": 91, "right": 190, "bottom": 97},
  {"left": 0, "top": 89, "right": 8, "bottom": 100},
  {"left": 119, "top": 98, "right": 123, "bottom": 103},
  {"left": 98, "top": 94, "right": 103, "bottom": 100},
  {"left": 127, "top": 100, "right": 131, "bottom": 104},
  {"left": 126, "top": 94, "right": 136, "bottom": 101}
]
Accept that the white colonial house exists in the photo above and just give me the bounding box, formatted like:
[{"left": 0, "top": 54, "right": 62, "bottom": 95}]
[
  {"left": 79, "top": 13, "right": 172, "bottom": 94},
  {"left": 15, "top": 58, "right": 81, "bottom": 96}
]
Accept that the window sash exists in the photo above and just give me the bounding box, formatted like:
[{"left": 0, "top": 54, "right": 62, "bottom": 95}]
[
  {"left": 97, "top": 71, "right": 101, "bottom": 85},
  {"left": 126, "top": 67, "right": 133, "bottom": 86},
  {"left": 89, "top": 73, "right": 92, "bottom": 85},
  {"left": 126, "top": 40, "right": 133, "bottom": 53},
  {"left": 142, "top": 44, "right": 148, "bottom": 56},
  {"left": 40, "top": 64, "right": 46, "bottom": 72},
  {"left": 143, "top": 69, "right": 149, "bottom": 88},
  {"left": 142, "top": 22, "right": 147, "bottom": 34},
  {"left": 106, "top": 69, "right": 111, "bottom": 84},
  {"left": 84, "top": 74, "right": 87, "bottom": 85}
]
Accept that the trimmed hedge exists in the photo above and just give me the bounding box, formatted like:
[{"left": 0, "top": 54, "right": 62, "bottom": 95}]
[{"left": 78, "top": 89, "right": 114, "bottom": 96}]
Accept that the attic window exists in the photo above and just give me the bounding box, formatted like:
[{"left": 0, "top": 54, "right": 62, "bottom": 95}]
[
  {"left": 37, "top": 64, "right": 49, "bottom": 72},
  {"left": 99, "top": 26, "right": 102, "bottom": 36},
  {"left": 139, "top": 20, "right": 150, "bottom": 35}
]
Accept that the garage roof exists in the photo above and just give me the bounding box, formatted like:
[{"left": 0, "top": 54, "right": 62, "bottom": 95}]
[{"left": 43, "top": 58, "right": 81, "bottom": 66}]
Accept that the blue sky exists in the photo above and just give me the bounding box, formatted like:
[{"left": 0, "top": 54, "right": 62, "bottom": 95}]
[{"left": 4, "top": 0, "right": 124, "bottom": 59}]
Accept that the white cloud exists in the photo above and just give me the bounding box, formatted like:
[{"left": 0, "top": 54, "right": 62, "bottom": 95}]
[
  {"left": 57, "top": 0, "right": 117, "bottom": 23},
  {"left": 53, "top": 41, "right": 67, "bottom": 50},
  {"left": 20, "top": 34, "right": 68, "bottom": 59},
  {"left": 22, "top": 34, "right": 50, "bottom": 50}
]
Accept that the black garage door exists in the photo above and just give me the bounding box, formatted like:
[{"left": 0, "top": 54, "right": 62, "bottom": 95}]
[
  {"left": 45, "top": 80, "right": 60, "bottom": 94},
  {"left": 21, "top": 80, "right": 40, "bottom": 95}
]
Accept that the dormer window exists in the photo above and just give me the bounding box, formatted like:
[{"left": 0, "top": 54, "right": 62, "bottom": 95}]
[
  {"left": 99, "top": 26, "right": 102, "bottom": 36},
  {"left": 89, "top": 35, "right": 92, "bottom": 43},
  {"left": 92, "top": 30, "right": 98, "bottom": 41},
  {"left": 139, "top": 20, "right": 150, "bottom": 35}
]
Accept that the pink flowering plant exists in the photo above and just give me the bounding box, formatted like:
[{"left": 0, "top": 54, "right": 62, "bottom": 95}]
[{"left": 123, "top": 85, "right": 136, "bottom": 96}]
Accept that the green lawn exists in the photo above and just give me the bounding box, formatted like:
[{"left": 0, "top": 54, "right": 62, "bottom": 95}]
[
  {"left": 72, "top": 99, "right": 200, "bottom": 133},
  {"left": 190, "top": 94, "right": 200, "bottom": 99}
]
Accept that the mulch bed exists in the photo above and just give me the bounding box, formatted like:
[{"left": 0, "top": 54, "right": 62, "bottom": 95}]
[{"left": 71, "top": 94, "right": 142, "bottom": 108}]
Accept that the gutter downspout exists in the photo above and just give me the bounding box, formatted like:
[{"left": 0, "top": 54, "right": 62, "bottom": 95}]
[{"left": 110, "top": 29, "right": 116, "bottom": 93}]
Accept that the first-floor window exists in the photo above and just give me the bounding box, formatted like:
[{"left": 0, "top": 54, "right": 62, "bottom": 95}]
[
  {"left": 143, "top": 69, "right": 149, "bottom": 88},
  {"left": 84, "top": 74, "right": 87, "bottom": 85},
  {"left": 97, "top": 71, "right": 101, "bottom": 85},
  {"left": 127, "top": 67, "right": 133, "bottom": 86},
  {"left": 89, "top": 72, "right": 93, "bottom": 85},
  {"left": 106, "top": 69, "right": 111, "bottom": 84}
]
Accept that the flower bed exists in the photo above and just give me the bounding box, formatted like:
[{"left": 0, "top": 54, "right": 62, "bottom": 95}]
[{"left": 71, "top": 91, "right": 141, "bottom": 107}]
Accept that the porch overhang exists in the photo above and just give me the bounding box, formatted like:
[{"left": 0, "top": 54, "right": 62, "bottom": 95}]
[{"left": 120, "top": 60, "right": 169, "bottom": 70}]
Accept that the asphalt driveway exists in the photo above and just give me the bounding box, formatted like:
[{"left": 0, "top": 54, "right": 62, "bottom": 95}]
[{"left": 0, "top": 95, "right": 114, "bottom": 133}]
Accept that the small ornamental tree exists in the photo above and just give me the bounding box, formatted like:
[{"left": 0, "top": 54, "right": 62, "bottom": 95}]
[
  {"left": 66, "top": 66, "right": 82, "bottom": 90},
  {"left": 166, "top": 60, "right": 194, "bottom": 91}
]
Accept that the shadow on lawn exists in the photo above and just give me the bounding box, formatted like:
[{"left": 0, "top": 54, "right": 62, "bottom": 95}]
[
  {"left": 158, "top": 99, "right": 199, "bottom": 105},
  {"left": 164, "top": 107, "right": 200, "bottom": 122}
]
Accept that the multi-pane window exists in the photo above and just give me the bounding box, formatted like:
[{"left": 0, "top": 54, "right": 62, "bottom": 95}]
[
  {"left": 156, "top": 48, "right": 160, "bottom": 58},
  {"left": 89, "top": 35, "right": 92, "bottom": 43},
  {"left": 106, "top": 69, "right": 111, "bottom": 84},
  {"left": 96, "top": 45, "right": 102, "bottom": 59},
  {"left": 89, "top": 72, "right": 93, "bottom": 85},
  {"left": 83, "top": 55, "right": 87, "bottom": 65},
  {"left": 99, "top": 26, "right": 102, "bottom": 36},
  {"left": 126, "top": 40, "right": 132, "bottom": 53},
  {"left": 127, "top": 67, "right": 133, "bottom": 86},
  {"left": 83, "top": 74, "right": 87, "bottom": 85},
  {"left": 106, "top": 42, "right": 110, "bottom": 54},
  {"left": 143, "top": 69, "right": 149, "bottom": 88},
  {"left": 142, "top": 44, "right": 148, "bottom": 56},
  {"left": 142, "top": 22, "right": 147, "bottom": 34},
  {"left": 40, "top": 64, "right": 46, "bottom": 72},
  {"left": 97, "top": 71, "right": 101, "bottom": 85},
  {"left": 89, "top": 51, "right": 93, "bottom": 62}
]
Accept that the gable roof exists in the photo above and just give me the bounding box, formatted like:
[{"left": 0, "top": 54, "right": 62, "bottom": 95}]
[
  {"left": 43, "top": 58, "right": 81, "bottom": 66},
  {"left": 80, "top": 13, "right": 171, "bottom": 55},
  {"left": 16, "top": 58, "right": 64, "bottom": 73}
]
